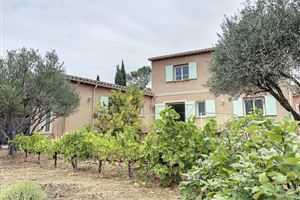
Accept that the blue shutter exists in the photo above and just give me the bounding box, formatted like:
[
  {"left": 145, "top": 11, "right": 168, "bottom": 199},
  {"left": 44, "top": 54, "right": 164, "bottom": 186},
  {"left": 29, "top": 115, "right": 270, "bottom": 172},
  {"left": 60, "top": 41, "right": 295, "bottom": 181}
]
[
  {"left": 233, "top": 98, "right": 244, "bottom": 117},
  {"left": 205, "top": 100, "right": 216, "bottom": 117},
  {"left": 165, "top": 65, "right": 173, "bottom": 82},
  {"left": 265, "top": 95, "right": 277, "bottom": 116},
  {"left": 100, "top": 96, "right": 109, "bottom": 106},
  {"left": 185, "top": 101, "right": 196, "bottom": 120},
  {"left": 188, "top": 62, "right": 197, "bottom": 79},
  {"left": 155, "top": 103, "right": 165, "bottom": 119}
]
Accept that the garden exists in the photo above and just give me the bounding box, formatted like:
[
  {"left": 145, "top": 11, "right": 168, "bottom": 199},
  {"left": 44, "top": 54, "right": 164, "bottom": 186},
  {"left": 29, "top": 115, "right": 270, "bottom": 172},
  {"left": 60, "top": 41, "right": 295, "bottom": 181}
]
[{"left": 1, "top": 108, "right": 300, "bottom": 200}]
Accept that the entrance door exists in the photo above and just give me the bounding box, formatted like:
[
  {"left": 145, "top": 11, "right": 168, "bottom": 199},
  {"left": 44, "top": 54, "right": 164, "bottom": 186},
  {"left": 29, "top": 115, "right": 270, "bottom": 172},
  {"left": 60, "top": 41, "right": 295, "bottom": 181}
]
[{"left": 167, "top": 102, "right": 185, "bottom": 121}]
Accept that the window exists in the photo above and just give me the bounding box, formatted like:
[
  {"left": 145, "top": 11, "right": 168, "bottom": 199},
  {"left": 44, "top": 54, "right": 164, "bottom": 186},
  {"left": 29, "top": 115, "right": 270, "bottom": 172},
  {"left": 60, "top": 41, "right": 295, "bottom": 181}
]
[
  {"left": 139, "top": 106, "right": 144, "bottom": 116},
  {"left": 244, "top": 98, "right": 264, "bottom": 115},
  {"left": 174, "top": 64, "right": 189, "bottom": 81},
  {"left": 44, "top": 112, "right": 51, "bottom": 132},
  {"left": 198, "top": 102, "right": 206, "bottom": 116}
]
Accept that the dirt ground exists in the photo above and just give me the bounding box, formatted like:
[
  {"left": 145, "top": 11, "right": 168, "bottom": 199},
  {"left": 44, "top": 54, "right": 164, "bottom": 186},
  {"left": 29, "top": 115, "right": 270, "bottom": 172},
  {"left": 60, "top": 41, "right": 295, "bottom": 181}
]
[{"left": 0, "top": 149, "right": 180, "bottom": 200}]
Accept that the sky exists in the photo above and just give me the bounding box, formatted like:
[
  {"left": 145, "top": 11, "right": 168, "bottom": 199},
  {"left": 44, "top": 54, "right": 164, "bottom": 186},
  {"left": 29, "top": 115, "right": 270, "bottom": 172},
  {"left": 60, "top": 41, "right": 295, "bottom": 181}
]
[{"left": 1, "top": 0, "right": 244, "bottom": 83}]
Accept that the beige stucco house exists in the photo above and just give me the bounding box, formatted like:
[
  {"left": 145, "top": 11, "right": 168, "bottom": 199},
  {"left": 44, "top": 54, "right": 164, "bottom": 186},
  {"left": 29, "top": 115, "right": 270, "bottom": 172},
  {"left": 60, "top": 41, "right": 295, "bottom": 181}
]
[
  {"left": 149, "top": 48, "right": 298, "bottom": 128},
  {"left": 43, "top": 48, "right": 300, "bottom": 137}
]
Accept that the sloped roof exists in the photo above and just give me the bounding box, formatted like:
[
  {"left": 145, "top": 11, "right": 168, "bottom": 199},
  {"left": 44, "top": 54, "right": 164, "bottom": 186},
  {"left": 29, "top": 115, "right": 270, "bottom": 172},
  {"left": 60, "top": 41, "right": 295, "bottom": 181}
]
[
  {"left": 66, "top": 75, "right": 153, "bottom": 96},
  {"left": 148, "top": 47, "right": 214, "bottom": 61}
]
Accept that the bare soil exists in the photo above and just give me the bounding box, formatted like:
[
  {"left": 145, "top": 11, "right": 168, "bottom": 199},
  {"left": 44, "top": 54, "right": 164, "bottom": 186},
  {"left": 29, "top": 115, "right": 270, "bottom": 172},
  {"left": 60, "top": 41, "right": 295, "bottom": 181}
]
[{"left": 0, "top": 149, "right": 179, "bottom": 200}]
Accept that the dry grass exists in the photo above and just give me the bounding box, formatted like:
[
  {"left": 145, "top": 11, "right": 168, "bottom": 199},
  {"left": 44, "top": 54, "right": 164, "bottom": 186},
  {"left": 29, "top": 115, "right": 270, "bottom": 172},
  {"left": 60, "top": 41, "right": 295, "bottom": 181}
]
[{"left": 0, "top": 149, "right": 179, "bottom": 200}]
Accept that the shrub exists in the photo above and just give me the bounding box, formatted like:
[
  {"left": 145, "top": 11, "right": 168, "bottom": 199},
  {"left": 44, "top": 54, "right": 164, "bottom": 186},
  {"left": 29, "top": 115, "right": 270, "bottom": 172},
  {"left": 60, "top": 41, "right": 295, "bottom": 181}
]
[
  {"left": 139, "top": 108, "right": 216, "bottom": 186},
  {"left": 0, "top": 181, "right": 46, "bottom": 200},
  {"left": 179, "top": 113, "right": 300, "bottom": 199}
]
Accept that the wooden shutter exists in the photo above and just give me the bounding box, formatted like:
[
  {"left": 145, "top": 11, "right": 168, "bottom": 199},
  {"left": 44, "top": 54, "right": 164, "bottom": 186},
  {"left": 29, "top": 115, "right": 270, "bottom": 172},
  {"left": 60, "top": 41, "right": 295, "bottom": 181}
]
[
  {"left": 188, "top": 62, "right": 197, "bottom": 79},
  {"left": 233, "top": 98, "right": 244, "bottom": 117},
  {"left": 265, "top": 95, "right": 277, "bottom": 116},
  {"left": 205, "top": 100, "right": 216, "bottom": 117},
  {"left": 185, "top": 101, "right": 196, "bottom": 121},
  {"left": 100, "top": 96, "right": 109, "bottom": 106},
  {"left": 165, "top": 65, "right": 173, "bottom": 82},
  {"left": 155, "top": 103, "right": 165, "bottom": 119}
]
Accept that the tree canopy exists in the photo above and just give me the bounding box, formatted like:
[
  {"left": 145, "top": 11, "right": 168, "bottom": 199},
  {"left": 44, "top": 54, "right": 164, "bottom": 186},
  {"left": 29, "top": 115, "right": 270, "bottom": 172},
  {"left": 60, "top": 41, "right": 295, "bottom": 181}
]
[
  {"left": 127, "top": 66, "right": 151, "bottom": 88},
  {"left": 208, "top": 0, "right": 300, "bottom": 120},
  {"left": 0, "top": 48, "right": 80, "bottom": 140},
  {"left": 93, "top": 85, "right": 144, "bottom": 136},
  {"left": 114, "top": 60, "right": 126, "bottom": 86}
]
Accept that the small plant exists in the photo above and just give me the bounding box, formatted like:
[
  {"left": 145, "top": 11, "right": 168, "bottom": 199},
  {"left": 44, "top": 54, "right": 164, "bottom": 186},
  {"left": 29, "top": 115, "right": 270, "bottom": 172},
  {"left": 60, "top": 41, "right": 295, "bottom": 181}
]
[{"left": 0, "top": 181, "right": 46, "bottom": 200}]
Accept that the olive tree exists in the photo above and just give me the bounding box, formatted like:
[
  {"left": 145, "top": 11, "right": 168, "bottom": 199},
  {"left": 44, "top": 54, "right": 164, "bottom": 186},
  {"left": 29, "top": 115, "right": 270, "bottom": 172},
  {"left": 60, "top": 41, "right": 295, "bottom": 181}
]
[
  {"left": 208, "top": 0, "right": 300, "bottom": 121},
  {"left": 0, "top": 48, "right": 80, "bottom": 150}
]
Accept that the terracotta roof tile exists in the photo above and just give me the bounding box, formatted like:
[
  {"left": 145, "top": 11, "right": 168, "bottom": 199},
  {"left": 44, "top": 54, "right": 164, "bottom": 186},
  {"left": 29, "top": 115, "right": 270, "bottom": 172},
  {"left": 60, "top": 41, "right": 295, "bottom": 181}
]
[
  {"left": 66, "top": 75, "right": 153, "bottom": 96},
  {"left": 148, "top": 47, "right": 214, "bottom": 61}
]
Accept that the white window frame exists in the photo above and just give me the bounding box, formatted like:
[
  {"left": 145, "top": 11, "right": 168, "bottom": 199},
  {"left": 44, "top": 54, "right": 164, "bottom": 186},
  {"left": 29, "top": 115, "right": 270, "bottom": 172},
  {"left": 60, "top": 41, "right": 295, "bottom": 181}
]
[
  {"left": 243, "top": 97, "right": 265, "bottom": 115},
  {"left": 196, "top": 101, "right": 206, "bottom": 117},
  {"left": 174, "top": 64, "right": 189, "bottom": 81}
]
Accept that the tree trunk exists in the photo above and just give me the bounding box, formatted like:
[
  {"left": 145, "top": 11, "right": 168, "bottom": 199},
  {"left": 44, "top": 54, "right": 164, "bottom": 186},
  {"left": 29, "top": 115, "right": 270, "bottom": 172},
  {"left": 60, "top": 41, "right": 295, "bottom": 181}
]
[
  {"left": 7, "top": 120, "right": 16, "bottom": 157},
  {"left": 98, "top": 159, "right": 103, "bottom": 173},
  {"left": 25, "top": 150, "right": 28, "bottom": 162},
  {"left": 37, "top": 153, "right": 41, "bottom": 164},
  {"left": 71, "top": 156, "right": 77, "bottom": 171},
  {"left": 128, "top": 160, "right": 132, "bottom": 178},
  {"left": 53, "top": 152, "right": 58, "bottom": 168}
]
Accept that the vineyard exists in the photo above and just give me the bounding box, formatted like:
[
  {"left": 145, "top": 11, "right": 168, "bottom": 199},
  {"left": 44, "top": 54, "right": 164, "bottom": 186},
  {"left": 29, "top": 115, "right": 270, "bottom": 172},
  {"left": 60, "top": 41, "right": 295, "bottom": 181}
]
[{"left": 3, "top": 108, "right": 300, "bottom": 199}]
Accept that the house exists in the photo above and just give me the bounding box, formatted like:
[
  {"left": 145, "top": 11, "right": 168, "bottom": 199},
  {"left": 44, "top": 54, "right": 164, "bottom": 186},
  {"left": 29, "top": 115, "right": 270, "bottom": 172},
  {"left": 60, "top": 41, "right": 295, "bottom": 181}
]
[
  {"left": 43, "top": 47, "right": 299, "bottom": 137},
  {"left": 149, "top": 48, "right": 297, "bottom": 128},
  {"left": 41, "top": 75, "right": 154, "bottom": 137}
]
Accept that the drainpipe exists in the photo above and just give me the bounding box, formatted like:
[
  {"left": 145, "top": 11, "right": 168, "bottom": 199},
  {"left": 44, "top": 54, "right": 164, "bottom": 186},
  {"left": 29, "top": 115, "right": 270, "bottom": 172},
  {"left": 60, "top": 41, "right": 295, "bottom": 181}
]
[{"left": 91, "top": 84, "right": 98, "bottom": 128}]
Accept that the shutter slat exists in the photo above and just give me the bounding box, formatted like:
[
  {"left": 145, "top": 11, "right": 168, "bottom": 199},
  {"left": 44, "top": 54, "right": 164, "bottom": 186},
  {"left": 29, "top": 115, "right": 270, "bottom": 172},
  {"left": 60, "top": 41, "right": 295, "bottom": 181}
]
[
  {"left": 185, "top": 101, "right": 196, "bottom": 121},
  {"left": 265, "top": 95, "right": 277, "bottom": 116},
  {"left": 100, "top": 96, "right": 109, "bottom": 106},
  {"left": 188, "top": 62, "right": 197, "bottom": 79},
  {"left": 233, "top": 98, "right": 244, "bottom": 117},
  {"left": 155, "top": 103, "right": 165, "bottom": 119},
  {"left": 165, "top": 65, "right": 173, "bottom": 82},
  {"left": 205, "top": 100, "right": 216, "bottom": 117}
]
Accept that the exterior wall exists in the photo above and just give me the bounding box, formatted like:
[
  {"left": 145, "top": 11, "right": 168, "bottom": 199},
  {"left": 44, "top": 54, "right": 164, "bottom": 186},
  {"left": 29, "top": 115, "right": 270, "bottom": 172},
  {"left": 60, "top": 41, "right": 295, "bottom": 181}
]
[
  {"left": 49, "top": 82, "right": 154, "bottom": 137},
  {"left": 151, "top": 52, "right": 292, "bottom": 128},
  {"left": 293, "top": 95, "right": 300, "bottom": 114}
]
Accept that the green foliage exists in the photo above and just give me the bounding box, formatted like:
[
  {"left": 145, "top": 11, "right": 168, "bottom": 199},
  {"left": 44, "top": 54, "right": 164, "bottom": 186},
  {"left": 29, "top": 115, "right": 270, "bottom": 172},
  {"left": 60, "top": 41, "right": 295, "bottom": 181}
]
[
  {"left": 179, "top": 113, "right": 300, "bottom": 199},
  {"left": 60, "top": 130, "right": 95, "bottom": 163},
  {"left": 0, "top": 181, "right": 46, "bottom": 200},
  {"left": 114, "top": 60, "right": 126, "bottom": 86},
  {"left": 139, "top": 108, "right": 215, "bottom": 186},
  {"left": 13, "top": 134, "right": 32, "bottom": 154},
  {"left": 127, "top": 66, "right": 151, "bottom": 88},
  {"left": 208, "top": 0, "right": 300, "bottom": 120},
  {"left": 93, "top": 85, "right": 144, "bottom": 136},
  {"left": 0, "top": 47, "right": 80, "bottom": 139}
]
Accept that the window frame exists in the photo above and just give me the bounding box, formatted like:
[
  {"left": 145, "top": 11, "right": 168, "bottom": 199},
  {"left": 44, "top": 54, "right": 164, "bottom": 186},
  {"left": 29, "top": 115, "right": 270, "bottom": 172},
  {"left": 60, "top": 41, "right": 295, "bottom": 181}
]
[
  {"left": 174, "top": 64, "right": 189, "bottom": 81},
  {"left": 243, "top": 97, "right": 265, "bottom": 115},
  {"left": 197, "top": 101, "right": 206, "bottom": 117},
  {"left": 43, "top": 112, "right": 52, "bottom": 134}
]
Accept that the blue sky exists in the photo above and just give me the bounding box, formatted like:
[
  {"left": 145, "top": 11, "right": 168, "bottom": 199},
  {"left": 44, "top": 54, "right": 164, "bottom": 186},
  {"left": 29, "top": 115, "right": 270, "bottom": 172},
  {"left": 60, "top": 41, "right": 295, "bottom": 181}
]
[{"left": 2, "top": 0, "right": 244, "bottom": 83}]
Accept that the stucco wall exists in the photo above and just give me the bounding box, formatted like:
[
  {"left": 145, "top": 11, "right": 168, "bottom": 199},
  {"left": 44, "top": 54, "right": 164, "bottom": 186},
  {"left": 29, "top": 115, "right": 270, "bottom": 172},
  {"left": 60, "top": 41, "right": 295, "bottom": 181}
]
[
  {"left": 151, "top": 52, "right": 292, "bottom": 127},
  {"left": 50, "top": 82, "right": 154, "bottom": 136}
]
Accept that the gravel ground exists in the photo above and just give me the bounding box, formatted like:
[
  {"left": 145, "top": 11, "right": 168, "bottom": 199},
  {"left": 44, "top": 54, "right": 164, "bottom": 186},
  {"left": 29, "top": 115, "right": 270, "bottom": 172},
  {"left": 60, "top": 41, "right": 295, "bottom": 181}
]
[{"left": 0, "top": 149, "right": 179, "bottom": 200}]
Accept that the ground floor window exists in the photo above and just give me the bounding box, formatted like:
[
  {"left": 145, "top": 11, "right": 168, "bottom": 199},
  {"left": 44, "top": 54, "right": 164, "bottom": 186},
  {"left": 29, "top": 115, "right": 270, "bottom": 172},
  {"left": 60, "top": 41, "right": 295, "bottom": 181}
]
[
  {"left": 198, "top": 101, "right": 206, "bottom": 116},
  {"left": 244, "top": 98, "right": 264, "bottom": 115},
  {"left": 44, "top": 112, "right": 51, "bottom": 133}
]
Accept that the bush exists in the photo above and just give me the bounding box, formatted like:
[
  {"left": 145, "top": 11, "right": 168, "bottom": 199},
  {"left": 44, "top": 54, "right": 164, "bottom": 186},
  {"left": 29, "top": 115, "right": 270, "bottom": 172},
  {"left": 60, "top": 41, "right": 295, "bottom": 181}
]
[
  {"left": 179, "top": 113, "right": 300, "bottom": 200},
  {"left": 139, "top": 108, "right": 217, "bottom": 186},
  {"left": 0, "top": 181, "right": 46, "bottom": 200}
]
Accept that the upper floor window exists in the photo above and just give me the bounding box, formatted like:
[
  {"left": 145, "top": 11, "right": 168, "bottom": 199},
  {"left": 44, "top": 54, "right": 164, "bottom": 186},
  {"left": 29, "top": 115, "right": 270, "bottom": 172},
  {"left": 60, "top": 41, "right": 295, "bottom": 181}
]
[
  {"left": 174, "top": 64, "right": 189, "bottom": 81},
  {"left": 244, "top": 98, "right": 264, "bottom": 115}
]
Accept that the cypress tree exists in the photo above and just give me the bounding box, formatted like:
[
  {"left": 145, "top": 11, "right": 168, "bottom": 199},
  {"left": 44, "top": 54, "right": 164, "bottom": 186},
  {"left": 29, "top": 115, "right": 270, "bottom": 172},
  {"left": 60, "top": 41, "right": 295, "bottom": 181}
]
[
  {"left": 114, "top": 65, "right": 122, "bottom": 85},
  {"left": 120, "top": 60, "right": 126, "bottom": 86}
]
